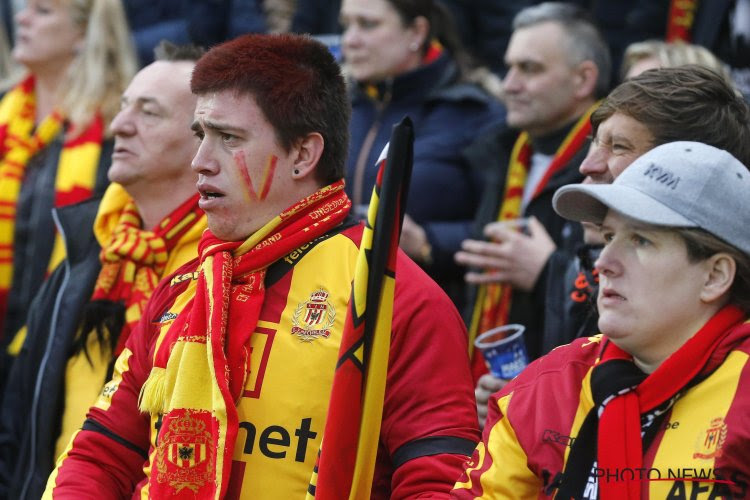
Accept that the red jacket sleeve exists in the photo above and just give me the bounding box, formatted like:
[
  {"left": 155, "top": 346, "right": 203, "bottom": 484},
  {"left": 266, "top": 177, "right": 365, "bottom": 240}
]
[{"left": 376, "top": 252, "right": 480, "bottom": 499}]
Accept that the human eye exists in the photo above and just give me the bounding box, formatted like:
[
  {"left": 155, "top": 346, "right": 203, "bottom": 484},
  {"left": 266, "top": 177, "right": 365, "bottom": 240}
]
[
  {"left": 192, "top": 129, "right": 204, "bottom": 141},
  {"left": 610, "top": 138, "right": 634, "bottom": 155},
  {"left": 220, "top": 132, "right": 239, "bottom": 146},
  {"left": 358, "top": 16, "right": 379, "bottom": 30},
  {"left": 611, "top": 143, "right": 628, "bottom": 154},
  {"left": 517, "top": 61, "right": 543, "bottom": 74},
  {"left": 34, "top": 1, "right": 53, "bottom": 14},
  {"left": 631, "top": 233, "right": 651, "bottom": 247},
  {"left": 601, "top": 230, "right": 614, "bottom": 244}
]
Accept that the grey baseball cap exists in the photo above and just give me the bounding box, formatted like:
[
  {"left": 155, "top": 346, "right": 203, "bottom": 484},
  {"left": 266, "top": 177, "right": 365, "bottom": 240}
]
[{"left": 553, "top": 141, "right": 750, "bottom": 255}]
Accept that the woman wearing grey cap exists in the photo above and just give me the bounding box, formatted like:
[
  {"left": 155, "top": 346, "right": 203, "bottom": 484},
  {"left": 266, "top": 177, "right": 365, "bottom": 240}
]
[{"left": 452, "top": 141, "right": 750, "bottom": 499}]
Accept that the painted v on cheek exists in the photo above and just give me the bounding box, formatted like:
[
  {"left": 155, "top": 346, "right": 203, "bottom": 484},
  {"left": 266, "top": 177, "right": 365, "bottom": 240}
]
[{"left": 233, "top": 153, "right": 278, "bottom": 202}]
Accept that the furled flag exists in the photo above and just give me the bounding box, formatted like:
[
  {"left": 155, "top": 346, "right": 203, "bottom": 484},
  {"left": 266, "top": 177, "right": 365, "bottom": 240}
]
[{"left": 307, "top": 117, "right": 414, "bottom": 499}]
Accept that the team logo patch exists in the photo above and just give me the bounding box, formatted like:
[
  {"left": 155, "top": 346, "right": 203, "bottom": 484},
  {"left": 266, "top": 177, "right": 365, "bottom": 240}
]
[
  {"left": 155, "top": 410, "right": 214, "bottom": 494},
  {"left": 291, "top": 288, "right": 335, "bottom": 342},
  {"left": 693, "top": 417, "right": 727, "bottom": 459}
]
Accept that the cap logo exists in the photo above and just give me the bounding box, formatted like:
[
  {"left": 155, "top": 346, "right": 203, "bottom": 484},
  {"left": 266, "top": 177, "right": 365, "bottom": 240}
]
[{"left": 642, "top": 163, "right": 680, "bottom": 190}]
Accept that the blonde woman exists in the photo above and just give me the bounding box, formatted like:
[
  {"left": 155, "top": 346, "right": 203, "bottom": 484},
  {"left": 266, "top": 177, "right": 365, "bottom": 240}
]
[
  {"left": 621, "top": 39, "right": 733, "bottom": 84},
  {"left": 0, "top": 0, "right": 136, "bottom": 359}
]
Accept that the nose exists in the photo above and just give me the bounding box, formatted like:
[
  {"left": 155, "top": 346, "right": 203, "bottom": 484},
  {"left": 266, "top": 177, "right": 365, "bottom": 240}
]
[
  {"left": 594, "top": 238, "right": 622, "bottom": 278},
  {"left": 15, "top": 6, "right": 30, "bottom": 27},
  {"left": 502, "top": 67, "right": 522, "bottom": 93},
  {"left": 341, "top": 23, "right": 360, "bottom": 52},
  {"left": 579, "top": 142, "right": 611, "bottom": 182},
  {"left": 191, "top": 137, "right": 219, "bottom": 176},
  {"left": 109, "top": 107, "right": 136, "bottom": 137}
]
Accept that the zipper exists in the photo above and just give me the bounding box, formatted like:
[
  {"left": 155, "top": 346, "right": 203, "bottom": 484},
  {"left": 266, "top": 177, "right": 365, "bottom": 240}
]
[{"left": 19, "top": 207, "right": 70, "bottom": 500}]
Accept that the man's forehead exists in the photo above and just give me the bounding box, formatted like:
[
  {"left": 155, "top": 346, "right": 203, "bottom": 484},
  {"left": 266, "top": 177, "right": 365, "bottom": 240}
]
[
  {"left": 506, "top": 22, "right": 569, "bottom": 62},
  {"left": 125, "top": 61, "right": 193, "bottom": 101}
]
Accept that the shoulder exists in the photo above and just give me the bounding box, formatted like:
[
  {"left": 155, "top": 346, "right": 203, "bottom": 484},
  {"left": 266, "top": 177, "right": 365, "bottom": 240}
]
[
  {"left": 146, "top": 258, "right": 201, "bottom": 320},
  {"left": 496, "top": 336, "right": 602, "bottom": 415}
]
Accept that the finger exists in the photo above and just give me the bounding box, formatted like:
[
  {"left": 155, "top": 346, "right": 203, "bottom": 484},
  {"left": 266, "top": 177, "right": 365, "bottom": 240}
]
[
  {"left": 479, "top": 373, "right": 507, "bottom": 391},
  {"left": 461, "top": 239, "right": 510, "bottom": 258},
  {"left": 465, "top": 271, "right": 510, "bottom": 284},
  {"left": 455, "top": 252, "right": 507, "bottom": 270},
  {"left": 484, "top": 222, "right": 516, "bottom": 242}
]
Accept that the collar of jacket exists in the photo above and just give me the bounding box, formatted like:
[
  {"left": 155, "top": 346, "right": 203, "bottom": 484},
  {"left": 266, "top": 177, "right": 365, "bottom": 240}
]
[
  {"left": 351, "top": 52, "right": 467, "bottom": 104},
  {"left": 52, "top": 196, "right": 103, "bottom": 268}
]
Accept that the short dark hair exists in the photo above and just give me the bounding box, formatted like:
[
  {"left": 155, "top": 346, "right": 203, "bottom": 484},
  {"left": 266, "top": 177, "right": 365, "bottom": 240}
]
[
  {"left": 191, "top": 33, "right": 350, "bottom": 185},
  {"left": 153, "top": 40, "right": 205, "bottom": 62},
  {"left": 591, "top": 65, "right": 750, "bottom": 168},
  {"left": 678, "top": 228, "right": 750, "bottom": 314},
  {"left": 513, "top": 2, "right": 611, "bottom": 97}
]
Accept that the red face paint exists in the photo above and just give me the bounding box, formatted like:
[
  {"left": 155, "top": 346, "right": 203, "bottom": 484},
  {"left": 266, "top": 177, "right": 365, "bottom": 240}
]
[
  {"left": 234, "top": 152, "right": 258, "bottom": 202},
  {"left": 233, "top": 153, "right": 278, "bottom": 202},
  {"left": 258, "top": 155, "right": 278, "bottom": 201}
]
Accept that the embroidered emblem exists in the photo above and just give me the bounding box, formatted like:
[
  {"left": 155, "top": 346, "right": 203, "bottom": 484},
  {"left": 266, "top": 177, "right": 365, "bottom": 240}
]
[
  {"left": 155, "top": 410, "right": 214, "bottom": 493},
  {"left": 291, "top": 288, "right": 335, "bottom": 342},
  {"left": 693, "top": 417, "right": 727, "bottom": 459}
]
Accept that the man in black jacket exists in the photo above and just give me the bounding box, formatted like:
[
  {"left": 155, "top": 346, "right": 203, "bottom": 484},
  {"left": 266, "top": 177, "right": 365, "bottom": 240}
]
[{"left": 455, "top": 2, "right": 610, "bottom": 376}]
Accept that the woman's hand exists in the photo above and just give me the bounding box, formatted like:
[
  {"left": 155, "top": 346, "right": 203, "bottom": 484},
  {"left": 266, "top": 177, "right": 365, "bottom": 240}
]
[{"left": 475, "top": 373, "right": 508, "bottom": 429}]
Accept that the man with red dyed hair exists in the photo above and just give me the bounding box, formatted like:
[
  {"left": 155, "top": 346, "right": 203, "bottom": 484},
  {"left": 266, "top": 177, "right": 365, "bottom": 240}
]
[{"left": 43, "top": 33, "right": 479, "bottom": 499}]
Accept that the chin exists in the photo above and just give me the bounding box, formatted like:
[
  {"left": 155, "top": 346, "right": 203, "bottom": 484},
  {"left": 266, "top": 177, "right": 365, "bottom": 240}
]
[
  {"left": 505, "top": 115, "right": 529, "bottom": 130},
  {"left": 597, "top": 314, "right": 628, "bottom": 340}
]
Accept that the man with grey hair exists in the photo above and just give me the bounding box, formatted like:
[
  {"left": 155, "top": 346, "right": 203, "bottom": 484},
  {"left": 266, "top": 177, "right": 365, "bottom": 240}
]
[{"left": 456, "top": 2, "right": 610, "bottom": 378}]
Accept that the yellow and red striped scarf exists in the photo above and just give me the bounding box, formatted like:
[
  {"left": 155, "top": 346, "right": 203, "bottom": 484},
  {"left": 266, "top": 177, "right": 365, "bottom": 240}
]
[
  {"left": 666, "top": 0, "right": 699, "bottom": 42},
  {"left": 138, "top": 181, "right": 351, "bottom": 499},
  {"left": 468, "top": 106, "right": 596, "bottom": 373},
  {"left": 0, "top": 75, "right": 103, "bottom": 336},
  {"left": 91, "top": 191, "right": 204, "bottom": 356}
]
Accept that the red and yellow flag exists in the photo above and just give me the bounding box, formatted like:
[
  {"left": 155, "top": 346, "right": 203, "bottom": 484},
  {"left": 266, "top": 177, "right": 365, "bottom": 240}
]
[{"left": 309, "top": 118, "right": 414, "bottom": 499}]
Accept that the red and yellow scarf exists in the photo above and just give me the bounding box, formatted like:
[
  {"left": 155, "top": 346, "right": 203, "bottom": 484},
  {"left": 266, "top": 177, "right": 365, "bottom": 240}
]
[
  {"left": 0, "top": 75, "right": 103, "bottom": 337},
  {"left": 138, "top": 181, "right": 351, "bottom": 499},
  {"left": 556, "top": 305, "right": 746, "bottom": 499},
  {"left": 666, "top": 0, "right": 699, "bottom": 42},
  {"left": 91, "top": 191, "right": 204, "bottom": 356},
  {"left": 468, "top": 106, "right": 596, "bottom": 375}
]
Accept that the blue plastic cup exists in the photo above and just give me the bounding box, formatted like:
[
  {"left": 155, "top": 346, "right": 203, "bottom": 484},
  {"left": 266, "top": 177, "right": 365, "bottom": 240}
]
[{"left": 474, "top": 324, "right": 528, "bottom": 379}]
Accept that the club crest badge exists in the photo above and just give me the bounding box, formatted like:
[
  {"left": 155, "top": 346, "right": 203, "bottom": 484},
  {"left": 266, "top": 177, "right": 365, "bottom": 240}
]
[
  {"left": 292, "top": 288, "right": 335, "bottom": 342},
  {"left": 693, "top": 417, "right": 727, "bottom": 459},
  {"left": 154, "top": 409, "right": 214, "bottom": 494}
]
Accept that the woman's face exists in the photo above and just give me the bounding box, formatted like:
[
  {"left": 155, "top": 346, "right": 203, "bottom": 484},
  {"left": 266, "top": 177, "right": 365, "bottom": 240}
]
[
  {"left": 595, "top": 211, "right": 715, "bottom": 369},
  {"left": 13, "top": 0, "right": 83, "bottom": 74},
  {"left": 340, "top": 0, "right": 426, "bottom": 83}
]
